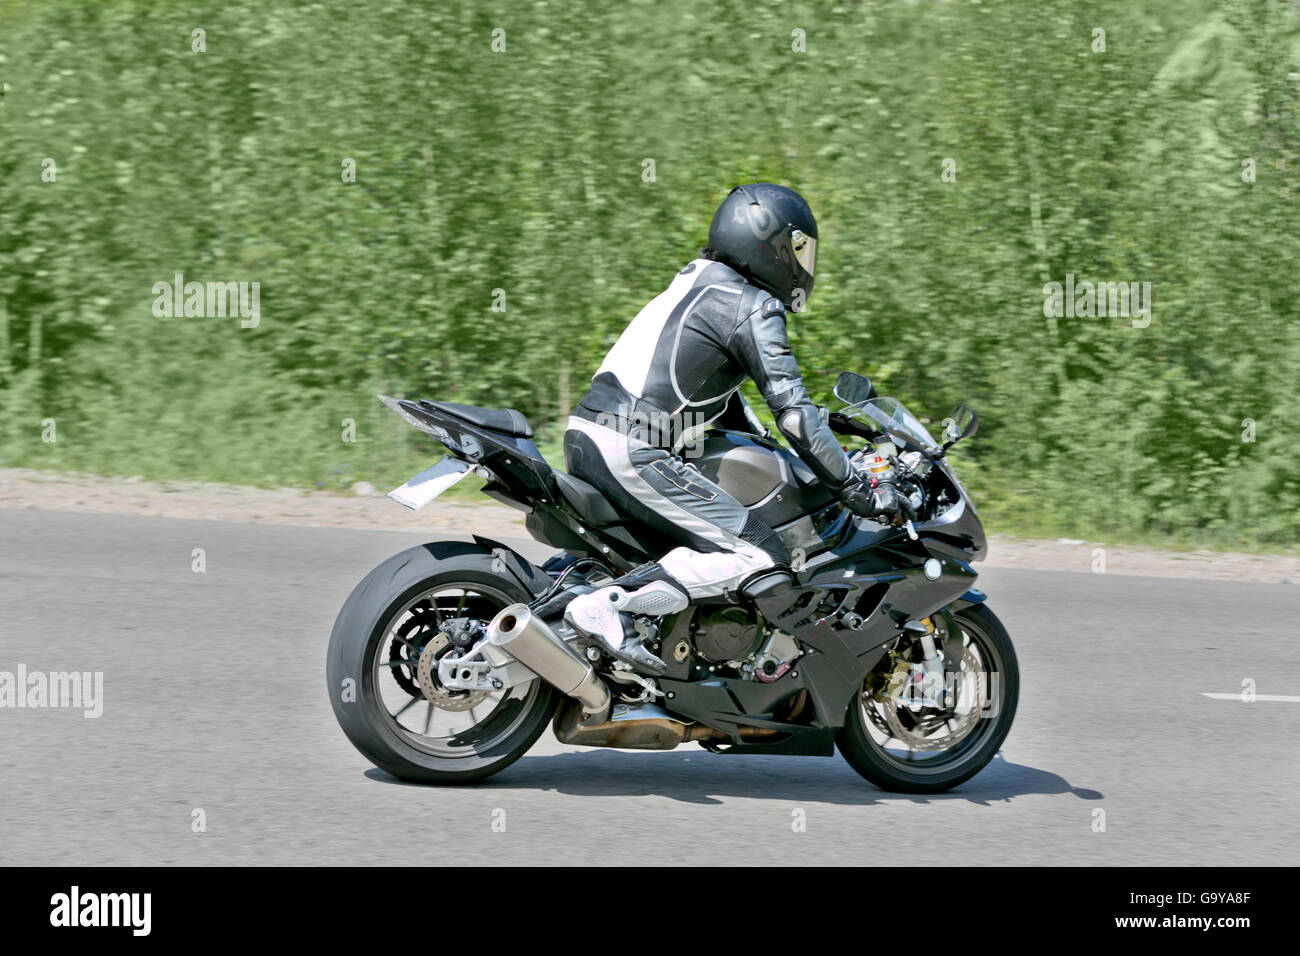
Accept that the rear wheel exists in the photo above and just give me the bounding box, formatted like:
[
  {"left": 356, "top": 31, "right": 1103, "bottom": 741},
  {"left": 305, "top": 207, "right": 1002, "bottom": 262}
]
[
  {"left": 327, "top": 543, "right": 558, "bottom": 784},
  {"left": 837, "top": 604, "right": 1018, "bottom": 793}
]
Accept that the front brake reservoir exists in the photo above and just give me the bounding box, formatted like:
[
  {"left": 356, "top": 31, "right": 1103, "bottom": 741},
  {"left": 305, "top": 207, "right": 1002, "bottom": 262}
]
[{"left": 866, "top": 443, "right": 895, "bottom": 477}]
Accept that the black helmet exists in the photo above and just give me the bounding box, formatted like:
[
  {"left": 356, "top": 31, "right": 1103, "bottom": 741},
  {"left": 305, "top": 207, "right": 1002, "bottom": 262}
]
[{"left": 706, "top": 183, "right": 818, "bottom": 311}]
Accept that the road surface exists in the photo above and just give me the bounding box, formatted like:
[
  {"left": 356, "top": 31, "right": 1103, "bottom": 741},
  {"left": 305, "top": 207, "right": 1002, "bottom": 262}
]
[{"left": 1, "top": 508, "right": 1296, "bottom": 865}]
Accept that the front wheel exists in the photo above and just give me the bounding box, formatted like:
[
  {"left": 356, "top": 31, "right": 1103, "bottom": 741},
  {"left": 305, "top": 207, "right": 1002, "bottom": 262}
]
[
  {"left": 837, "top": 604, "right": 1019, "bottom": 793},
  {"left": 327, "top": 542, "right": 559, "bottom": 784}
]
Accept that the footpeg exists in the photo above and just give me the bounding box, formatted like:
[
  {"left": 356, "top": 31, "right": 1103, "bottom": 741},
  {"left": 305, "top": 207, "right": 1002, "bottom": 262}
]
[{"left": 609, "top": 637, "right": 668, "bottom": 676}]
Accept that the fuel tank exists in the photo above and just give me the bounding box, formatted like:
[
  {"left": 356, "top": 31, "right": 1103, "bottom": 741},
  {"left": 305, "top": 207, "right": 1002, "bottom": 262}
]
[{"left": 692, "top": 430, "right": 836, "bottom": 528}]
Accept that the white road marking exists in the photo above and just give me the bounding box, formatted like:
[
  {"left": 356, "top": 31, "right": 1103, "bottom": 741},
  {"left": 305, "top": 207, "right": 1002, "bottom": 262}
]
[{"left": 1201, "top": 693, "right": 1300, "bottom": 702}]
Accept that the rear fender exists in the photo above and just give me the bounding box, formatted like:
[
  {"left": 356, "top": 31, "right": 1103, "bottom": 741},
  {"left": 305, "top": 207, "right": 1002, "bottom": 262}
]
[{"left": 470, "top": 535, "right": 554, "bottom": 598}]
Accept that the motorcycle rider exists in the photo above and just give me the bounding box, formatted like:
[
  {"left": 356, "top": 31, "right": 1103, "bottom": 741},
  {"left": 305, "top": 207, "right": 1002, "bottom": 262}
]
[{"left": 561, "top": 184, "right": 903, "bottom": 672}]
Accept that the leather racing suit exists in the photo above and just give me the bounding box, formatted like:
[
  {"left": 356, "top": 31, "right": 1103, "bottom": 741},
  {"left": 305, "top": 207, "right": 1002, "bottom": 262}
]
[{"left": 562, "top": 257, "right": 855, "bottom": 601}]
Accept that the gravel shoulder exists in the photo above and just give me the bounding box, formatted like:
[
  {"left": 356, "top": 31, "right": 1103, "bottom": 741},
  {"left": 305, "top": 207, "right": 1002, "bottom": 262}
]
[{"left": 2, "top": 466, "right": 1295, "bottom": 585}]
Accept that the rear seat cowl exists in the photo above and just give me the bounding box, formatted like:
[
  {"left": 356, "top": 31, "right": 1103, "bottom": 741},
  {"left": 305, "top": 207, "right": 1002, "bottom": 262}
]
[{"left": 416, "top": 400, "right": 534, "bottom": 439}]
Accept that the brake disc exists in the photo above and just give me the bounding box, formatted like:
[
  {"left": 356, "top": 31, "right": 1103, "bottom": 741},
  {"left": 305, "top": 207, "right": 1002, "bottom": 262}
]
[
  {"left": 389, "top": 607, "right": 442, "bottom": 697},
  {"left": 880, "top": 644, "right": 985, "bottom": 751},
  {"left": 417, "top": 632, "right": 489, "bottom": 712}
]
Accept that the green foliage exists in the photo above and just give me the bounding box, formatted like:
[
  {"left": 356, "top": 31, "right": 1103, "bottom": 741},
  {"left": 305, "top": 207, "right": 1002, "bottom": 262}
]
[{"left": 1, "top": 0, "right": 1297, "bottom": 545}]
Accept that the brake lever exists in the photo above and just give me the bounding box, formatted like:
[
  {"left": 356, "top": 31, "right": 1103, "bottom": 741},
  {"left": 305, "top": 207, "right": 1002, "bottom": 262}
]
[{"left": 904, "top": 519, "right": 918, "bottom": 540}]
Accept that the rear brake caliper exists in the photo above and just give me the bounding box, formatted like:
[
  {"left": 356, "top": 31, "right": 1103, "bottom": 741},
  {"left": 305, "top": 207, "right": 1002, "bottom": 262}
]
[
  {"left": 418, "top": 628, "right": 491, "bottom": 712},
  {"left": 434, "top": 617, "right": 540, "bottom": 697}
]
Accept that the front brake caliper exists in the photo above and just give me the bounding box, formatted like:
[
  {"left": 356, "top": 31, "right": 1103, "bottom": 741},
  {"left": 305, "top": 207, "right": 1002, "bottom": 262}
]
[{"left": 865, "top": 647, "right": 911, "bottom": 703}]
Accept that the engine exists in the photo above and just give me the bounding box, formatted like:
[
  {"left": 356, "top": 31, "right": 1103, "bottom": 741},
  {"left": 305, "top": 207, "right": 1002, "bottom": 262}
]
[
  {"left": 689, "top": 606, "right": 803, "bottom": 683},
  {"left": 692, "top": 606, "right": 764, "bottom": 663}
]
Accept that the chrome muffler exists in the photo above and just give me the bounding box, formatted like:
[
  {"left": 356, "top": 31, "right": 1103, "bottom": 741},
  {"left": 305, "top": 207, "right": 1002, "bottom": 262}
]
[{"left": 486, "top": 604, "right": 611, "bottom": 722}]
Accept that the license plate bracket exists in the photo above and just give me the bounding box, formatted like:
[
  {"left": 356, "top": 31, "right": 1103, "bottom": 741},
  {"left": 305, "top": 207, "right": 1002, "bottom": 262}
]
[{"left": 388, "top": 457, "right": 471, "bottom": 510}]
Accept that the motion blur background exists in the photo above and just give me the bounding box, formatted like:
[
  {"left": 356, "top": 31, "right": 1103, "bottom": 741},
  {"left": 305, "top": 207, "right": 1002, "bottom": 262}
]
[{"left": 1, "top": 0, "right": 1297, "bottom": 548}]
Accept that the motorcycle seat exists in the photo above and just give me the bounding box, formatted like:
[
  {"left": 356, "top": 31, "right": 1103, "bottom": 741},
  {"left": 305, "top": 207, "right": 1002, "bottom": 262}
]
[
  {"left": 551, "top": 469, "right": 624, "bottom": 526},
  {"left": 417, "top": 400, "right": 533, "bottom": 439}
]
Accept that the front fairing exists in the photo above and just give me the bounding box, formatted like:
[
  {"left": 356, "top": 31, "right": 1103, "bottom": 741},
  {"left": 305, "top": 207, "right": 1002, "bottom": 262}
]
[{"left": 918, "top": 458, "right": 986, "bottom": 559}]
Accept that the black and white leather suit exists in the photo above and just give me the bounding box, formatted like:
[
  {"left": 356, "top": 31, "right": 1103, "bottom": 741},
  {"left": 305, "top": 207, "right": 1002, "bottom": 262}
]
[{"left": 563, "top": 257, "right": 855, "bottom": 599}]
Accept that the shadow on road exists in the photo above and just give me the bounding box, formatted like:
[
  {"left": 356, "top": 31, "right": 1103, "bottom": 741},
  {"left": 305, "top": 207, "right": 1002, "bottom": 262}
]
[{"left": 365, "top": 751, "right": 1103, "bottom": 806}]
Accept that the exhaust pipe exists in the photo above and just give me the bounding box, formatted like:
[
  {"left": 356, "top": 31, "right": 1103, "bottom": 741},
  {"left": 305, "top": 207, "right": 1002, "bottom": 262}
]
[{"left": 486, "top": 604, "right": 610, "bottom": 722}]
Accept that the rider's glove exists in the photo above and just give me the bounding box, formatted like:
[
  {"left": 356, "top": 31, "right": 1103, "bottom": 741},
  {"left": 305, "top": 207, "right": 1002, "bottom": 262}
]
[
  {"left": 840, "top": 474, "right": 901, "bottom": 520},
  {"left": 894, "top": 483, "right": 919, "bottom": 521}
]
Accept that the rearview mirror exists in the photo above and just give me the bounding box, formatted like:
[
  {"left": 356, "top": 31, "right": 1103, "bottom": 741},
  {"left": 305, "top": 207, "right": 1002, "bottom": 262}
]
[
  {"left": 943, "top": 405, "right": 978, "bottom": 446},
  {"left": 833, "top": 371, "right": 875, "bottom": 406}
]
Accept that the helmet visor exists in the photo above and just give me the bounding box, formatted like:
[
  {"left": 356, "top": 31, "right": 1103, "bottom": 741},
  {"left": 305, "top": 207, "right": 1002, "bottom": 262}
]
[{"left": 791, "top": 229, "right": 816, "bottom": 277}]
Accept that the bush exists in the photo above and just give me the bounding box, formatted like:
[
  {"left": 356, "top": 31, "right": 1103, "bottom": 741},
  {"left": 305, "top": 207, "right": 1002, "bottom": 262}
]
[{"left": 1, "top": 0, "right": 1297, "bottom": 547}]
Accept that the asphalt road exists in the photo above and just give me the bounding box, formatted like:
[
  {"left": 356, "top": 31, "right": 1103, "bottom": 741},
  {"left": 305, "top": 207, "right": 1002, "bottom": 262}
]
[{"left": 1, "top": 507, "right": 1297, "bottom": 866}]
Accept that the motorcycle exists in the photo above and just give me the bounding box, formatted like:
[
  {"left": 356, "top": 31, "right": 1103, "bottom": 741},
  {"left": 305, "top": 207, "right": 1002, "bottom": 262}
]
[{"left": 326, "top": 371, "right": 1018, "bottom": 793}]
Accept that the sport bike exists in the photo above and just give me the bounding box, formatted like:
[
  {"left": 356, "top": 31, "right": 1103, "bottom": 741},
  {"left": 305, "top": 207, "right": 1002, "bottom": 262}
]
[{"left": 326, "top": 371, "right": 1018, "bottom": 792}]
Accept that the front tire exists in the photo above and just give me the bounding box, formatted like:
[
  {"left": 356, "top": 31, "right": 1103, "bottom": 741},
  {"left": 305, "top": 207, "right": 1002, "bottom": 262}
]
[
  {"left": 327, "top": 542, "right": 558, "bottom": 784},
  {"left": 837, "top": 604, "right": 1019, "bottom": 793}
]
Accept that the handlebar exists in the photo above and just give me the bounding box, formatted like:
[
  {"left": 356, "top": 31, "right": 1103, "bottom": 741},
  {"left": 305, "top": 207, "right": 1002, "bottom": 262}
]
[{"left": 827, "top": 411, "right": 878, "bottom": 442}]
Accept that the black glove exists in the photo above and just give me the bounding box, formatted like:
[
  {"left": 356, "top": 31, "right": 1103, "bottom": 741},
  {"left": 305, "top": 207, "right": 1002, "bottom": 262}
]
[{"left": 840, "top": 474, "right": 901, "bottom": 520}]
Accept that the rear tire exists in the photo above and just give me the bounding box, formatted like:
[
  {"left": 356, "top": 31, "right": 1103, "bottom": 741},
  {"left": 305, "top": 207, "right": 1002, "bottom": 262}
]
[
  {"left": 837, "top": 604, "right": 1018, "bottom": 793},
  {"left": 326, "top": 542, "right": 558, "bottom": 784}
]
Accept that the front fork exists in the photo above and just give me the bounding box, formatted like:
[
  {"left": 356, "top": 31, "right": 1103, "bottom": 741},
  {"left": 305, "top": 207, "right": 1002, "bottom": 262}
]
[{"left": 897, "top": 615, "right": 950, "bottom": 710}]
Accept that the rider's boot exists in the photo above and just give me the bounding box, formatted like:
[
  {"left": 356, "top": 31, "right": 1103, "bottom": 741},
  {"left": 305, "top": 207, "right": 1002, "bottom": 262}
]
[{"left": 563, "top": 562, "right": 689, "bottom": 675}]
